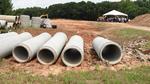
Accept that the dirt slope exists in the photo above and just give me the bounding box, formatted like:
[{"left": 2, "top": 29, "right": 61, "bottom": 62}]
[{"left": 129, "top": 14, "right": 150, "bottom": 27}]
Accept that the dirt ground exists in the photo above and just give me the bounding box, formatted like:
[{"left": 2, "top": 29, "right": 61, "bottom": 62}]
[
  {"left": 129, "top": 14, "right": 150, "bottom": 27},
  {"left": 0, "top": 19, "right": 150, "bottom": 76}
]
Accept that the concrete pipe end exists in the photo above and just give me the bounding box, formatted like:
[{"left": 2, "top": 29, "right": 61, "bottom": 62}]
[
  {"left": 13, "top": 44, "right": 31, "bottom": 63},
  {"left": 61, "top": 47, "right": 84, "bottom": 67},
  {"left": 99, "top": 42, "right": 122, "bottom": 64},
  {"left": 37, "top": 47, "right": 57, "bottom": 65}
]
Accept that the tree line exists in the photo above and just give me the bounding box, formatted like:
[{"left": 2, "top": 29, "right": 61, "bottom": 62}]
[
  {"left": 0, "top": 0, "right": 150, "bottom": 21},
  {"left": 0, "top": 0, "right": 12, "bottom": 15}
]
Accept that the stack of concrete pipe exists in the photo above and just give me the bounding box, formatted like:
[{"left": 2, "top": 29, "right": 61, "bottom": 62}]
[
  {"left": 0, "top": 15, "right": 52, "bottom": 29},
  {"left": 0, "top": 15, "right": 54, "bottom": 28},
  {"left": 0, "top": 15, "right": 17, "bottom": 22},
  {"left": 0, "top": 15, "right": 31, "bottom": 29},
  {"left": 31, "top": 17, "right": 42, "bottom": 28},
  {"left": 20, "top": 15, "right": 31, "bottom": 28},
  {"left": 12, "top": 32, "right": 84, "bottom": 66},
  {"left": 0, "top": 15, "right": 19, "bottom": 29},
  {"left": 0, "top": 32, "right": 123, "bottom": 67}
]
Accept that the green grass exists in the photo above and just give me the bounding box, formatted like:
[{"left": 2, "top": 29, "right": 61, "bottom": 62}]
[
  {"left": 0, "top": 66, "right": 150, "bottom": 84},
  {"left": 97, "top": 22, "right": 107, "bottom": 26},
  {"left": 111, "top": 28, "right": 150, "bottom": 50},
  {"left": 0, "top": 71, "right": 54, "bottom": 84},
  {"left": 113, "top": 28, "right": 150, "bottom": 40},
  {"left": 141, "top": 41, "right": 150, "bottom": 50}
]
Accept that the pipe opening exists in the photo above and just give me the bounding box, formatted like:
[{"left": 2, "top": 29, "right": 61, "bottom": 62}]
[
  {"left": 102, "top": 44, "right": 121, "bottom": 62},
  {"left": 14, "top": 46, "right": 29, "bottom": 61},
  {"left": 38, "top": 49, "right": 54, "bottom": 64},
  {"left": 64, "top": 48, "right": 82, "bottom": 65}
]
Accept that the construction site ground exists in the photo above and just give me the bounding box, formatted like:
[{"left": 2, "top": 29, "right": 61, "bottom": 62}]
[{"left": 0, "top": 19, "right": 150, "bottom": 77}]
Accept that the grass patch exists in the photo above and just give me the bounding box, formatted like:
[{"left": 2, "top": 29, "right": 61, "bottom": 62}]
[
  {"left": 0, "top": 66, "right": 150, "bottom": 84},
  {"left": 97, "top": 22, "right": 107, "bottom": 26},
  {"left": 110, "top": 28, "right": 150, "bottom": 49},
  {"left": 141, "top": 41, "right": 150, "bottom": 50},
  {"left": 0, "top": 71, "right": 53, "bottom": 84},
  {"left": 113, "top": 28, "right": 150, "bottom": 40},
  {"left": 61, "top": 66, "right": 150, "bottom": 84}
]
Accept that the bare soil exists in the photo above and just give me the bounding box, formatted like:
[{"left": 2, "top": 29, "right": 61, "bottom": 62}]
[
  {"left": 129, "top": 14, "right": 150, "bottom": 27},
  {"left": 0, "top": 19, "right": 150, "bottom": 76}
]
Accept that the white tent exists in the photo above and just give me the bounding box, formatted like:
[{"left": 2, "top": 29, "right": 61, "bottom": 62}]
[{"left": 103, "top": 10, "right": 128, "bottom": 17}]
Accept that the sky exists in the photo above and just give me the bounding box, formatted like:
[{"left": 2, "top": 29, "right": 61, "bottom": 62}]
[{"left": 12, "top": 0, "right": 122, "bottom": 9}]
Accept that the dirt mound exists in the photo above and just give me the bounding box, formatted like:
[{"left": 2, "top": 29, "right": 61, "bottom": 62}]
[{"left": 129, "top": 14, "right": 150, "bottom": 27}]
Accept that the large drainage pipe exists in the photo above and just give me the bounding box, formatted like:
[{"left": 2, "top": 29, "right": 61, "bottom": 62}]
[
  {"left": 92, "top": 37, "right": 122, "bottom": 64},
  {"left": 37, "top": 32, "right": 68, "bottom": 65},
  {"left": 0, "top": 15, "right": 17, "bottom": 22},
  {"left": 0, "top": 20, "right": 7, "bottom": 28},
  {"left": 61, "top": 35, "right": 84, "bottom": 67},
  {"left": 20, "top": 15, "right": 31, "bottom": 28},
  {"left": 0, "top": 32, "right": 18, "bottom": 39},
  {"left": 0, "top": 32, "right": 32, "bottom": 58},
  {"left": 6, "top": 22, "right": 14, "bottom": 30},
  {"left": 31, "top": 17, "right": 42, "bottom": 28},
  {"left": 13, "top": 33, "right": 51, "bottom": 63}
]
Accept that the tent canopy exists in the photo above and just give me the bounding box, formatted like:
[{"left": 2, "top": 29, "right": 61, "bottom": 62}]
[{"left": 103, "top": 10, "right": 128, "bottom": 17}]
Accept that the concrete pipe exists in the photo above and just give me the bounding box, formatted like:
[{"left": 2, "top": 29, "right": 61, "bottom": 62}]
[
  {"left": 6, "top": 22, "right": 14, "bottom": 30},
  {"left": 0, "top": 32, "right": 18, "bottom": 39},
  {"left": 61, "top": 35, "right": 84, "bottom": 67},
  {"left": 0, "top": 15, "right": 17, "bottom": 22},
  {"left": 92, "top": 37, "right": 122, "bottom": 64},
  {"left": 37, "top": 32, "right": 68, "bottom": 65},
  {"left": 0, "top": 32, "right": 32, "bottom": 58},
  {"left": 20, "top": 15, "right": 31, "bottom": 28},
  {"left": 31, "top": 17, "right": 42, "bottom": 28},
  {"left": 0, "top": 20, "right": 7, "bottom": 28},
  {"left": 13, "top": 33, "right": 51, "bottom": 63}
]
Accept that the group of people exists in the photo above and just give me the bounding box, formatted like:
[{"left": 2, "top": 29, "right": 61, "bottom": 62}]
[{"left": 97, "top": 16, "right": 128, "bottom": 23}]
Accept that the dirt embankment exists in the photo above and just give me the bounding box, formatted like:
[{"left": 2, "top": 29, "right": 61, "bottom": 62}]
[{"left": 129, "top": 14, "right": 150, "bottom": 27}]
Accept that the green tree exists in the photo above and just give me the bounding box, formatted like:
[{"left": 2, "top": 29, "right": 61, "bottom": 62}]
[
  {"left": 13, "top": 7, "right": 45, "bottom": 16},
  {"left": 0, "top": 0, "right": 12, "bottom": 15},
  {"left": 13, "top": 1, "right": 150, "bottom": 20}
]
